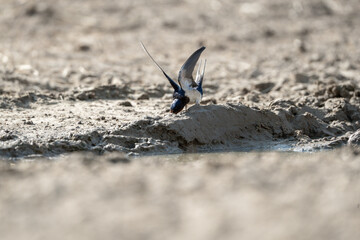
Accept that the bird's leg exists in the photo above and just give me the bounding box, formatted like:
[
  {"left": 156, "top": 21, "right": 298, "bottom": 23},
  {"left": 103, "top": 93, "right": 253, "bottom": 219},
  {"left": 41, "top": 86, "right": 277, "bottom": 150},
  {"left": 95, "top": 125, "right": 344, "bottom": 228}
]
[{"left": 185, "top": 105, "right": 188, "bottom": 111}]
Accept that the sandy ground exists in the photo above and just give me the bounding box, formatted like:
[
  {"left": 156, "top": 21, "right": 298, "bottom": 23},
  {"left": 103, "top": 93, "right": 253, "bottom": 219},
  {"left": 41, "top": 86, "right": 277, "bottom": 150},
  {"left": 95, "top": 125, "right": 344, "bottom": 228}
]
[
  {"left": 1, "top": 0, "right": 360, "bottom": 239},
  {"left": 1, "top": 0, "right": 360, "bottom": 156}
]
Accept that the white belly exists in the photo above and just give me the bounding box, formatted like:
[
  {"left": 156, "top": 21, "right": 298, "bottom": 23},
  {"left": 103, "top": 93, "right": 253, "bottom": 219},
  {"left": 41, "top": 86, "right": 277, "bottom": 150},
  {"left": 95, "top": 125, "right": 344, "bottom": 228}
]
[
  {"left": 181, "top": 77, "right": 202, "bottom": 104},
  {"left": 185, "top": 87, "right": 202, "bottom": 104}
]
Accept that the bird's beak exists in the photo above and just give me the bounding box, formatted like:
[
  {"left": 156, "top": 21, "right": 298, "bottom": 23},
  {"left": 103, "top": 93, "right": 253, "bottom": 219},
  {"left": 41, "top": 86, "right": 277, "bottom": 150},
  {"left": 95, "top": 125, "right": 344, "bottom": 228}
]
[{"left": 170, "top": 109, "right": 179, "bottom": 114}]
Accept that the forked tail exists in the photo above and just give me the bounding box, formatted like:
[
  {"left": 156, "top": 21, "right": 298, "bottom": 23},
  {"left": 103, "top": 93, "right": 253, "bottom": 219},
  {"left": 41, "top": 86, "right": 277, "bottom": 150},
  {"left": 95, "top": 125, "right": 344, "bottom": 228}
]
[
  {"left": 195, "top": 59, "right": 206, "bottom": 89},
  {"left": 140, "top": 42, "right": 180, "bottom": 91}
]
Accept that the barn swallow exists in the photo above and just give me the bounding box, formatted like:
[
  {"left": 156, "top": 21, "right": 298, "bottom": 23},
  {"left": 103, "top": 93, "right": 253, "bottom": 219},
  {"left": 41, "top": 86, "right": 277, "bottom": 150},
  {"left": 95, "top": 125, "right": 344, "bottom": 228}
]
[{"left": 140, "top": 42, "right": 206, "bottom": 114}]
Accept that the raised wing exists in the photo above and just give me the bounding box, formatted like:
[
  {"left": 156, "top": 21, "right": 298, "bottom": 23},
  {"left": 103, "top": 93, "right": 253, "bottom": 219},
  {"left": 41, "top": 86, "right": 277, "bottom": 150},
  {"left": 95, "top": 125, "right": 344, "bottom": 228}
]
[
  {"left": 178, "top": 46, "right": 206, "bottom": 88},
  {"left": 140, "top": 42, "right": 181, "bottom": 92}
]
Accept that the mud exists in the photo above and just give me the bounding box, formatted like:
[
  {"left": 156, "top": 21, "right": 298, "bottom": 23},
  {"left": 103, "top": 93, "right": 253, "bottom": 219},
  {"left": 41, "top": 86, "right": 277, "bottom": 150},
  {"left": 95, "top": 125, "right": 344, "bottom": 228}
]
[
  {"left": 2, "top": 0, "right": 360, "bottom": 158},
  {"left": 1, "top": 99, "right": 358, "bottom": 158}
]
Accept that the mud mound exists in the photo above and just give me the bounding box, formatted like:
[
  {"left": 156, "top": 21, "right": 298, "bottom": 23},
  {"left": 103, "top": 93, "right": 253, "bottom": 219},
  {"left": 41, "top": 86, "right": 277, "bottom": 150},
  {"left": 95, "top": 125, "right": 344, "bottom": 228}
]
[
  {"left": 1, "top": 100, "right": 358, "bottom": 158},
  {"left": 121, "top": 103, "right": 355, "bottom": 151}
]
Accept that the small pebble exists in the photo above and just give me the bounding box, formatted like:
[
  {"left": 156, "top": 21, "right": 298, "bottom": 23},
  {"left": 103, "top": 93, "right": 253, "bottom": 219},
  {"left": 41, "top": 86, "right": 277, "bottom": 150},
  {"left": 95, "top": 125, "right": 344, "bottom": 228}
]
[
  {"left": 119, "top": 101, "right": 133, "bottom": 107},
  {"left": 137, "top": 93, "right": 150, "bottom": 100},
  {"left": 294, "top": 73, "right": 309, "bottom": 83}
]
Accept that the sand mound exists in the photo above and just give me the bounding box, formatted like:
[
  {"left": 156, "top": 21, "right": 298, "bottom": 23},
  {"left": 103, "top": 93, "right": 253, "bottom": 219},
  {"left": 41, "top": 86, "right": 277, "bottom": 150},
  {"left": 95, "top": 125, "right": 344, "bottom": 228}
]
[{"left": 1, "top": 101, "right": 357, "bottom": 158}]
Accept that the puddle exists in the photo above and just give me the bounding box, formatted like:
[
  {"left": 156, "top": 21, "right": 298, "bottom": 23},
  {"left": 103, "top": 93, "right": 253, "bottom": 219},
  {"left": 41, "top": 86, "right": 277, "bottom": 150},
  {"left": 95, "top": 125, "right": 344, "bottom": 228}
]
[
  {"left": 135, "top": 142, "right": 317, "bottom": 164},
  {"left": 137, "top": 151, "right": 302, "bottom": 164},
  {"left": 131, "top": 138, "right": 337, "bottom": 161},
  {"left": 2, "top": 138, "right": 336, "bottom": 162}
]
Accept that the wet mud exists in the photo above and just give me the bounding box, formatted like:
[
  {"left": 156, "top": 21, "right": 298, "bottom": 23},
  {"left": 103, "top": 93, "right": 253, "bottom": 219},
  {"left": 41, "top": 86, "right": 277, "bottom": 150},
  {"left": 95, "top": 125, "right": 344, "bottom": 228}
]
[{"left": 2, "top": 0, "right": 360, "bottom": 158}]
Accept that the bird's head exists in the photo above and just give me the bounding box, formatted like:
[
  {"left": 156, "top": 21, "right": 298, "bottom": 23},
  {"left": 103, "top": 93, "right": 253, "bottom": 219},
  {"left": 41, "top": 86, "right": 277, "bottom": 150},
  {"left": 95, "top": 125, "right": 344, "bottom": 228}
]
[{"left": 170, "top": 93, "right": 190, "bottom": 114}]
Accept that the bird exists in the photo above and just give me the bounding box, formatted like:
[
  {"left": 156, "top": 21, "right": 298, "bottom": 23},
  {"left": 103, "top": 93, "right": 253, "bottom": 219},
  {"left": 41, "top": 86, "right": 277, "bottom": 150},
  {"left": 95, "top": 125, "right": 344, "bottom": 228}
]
[{"left": 140, "top": 42, "right": 206, "bottom": 114}]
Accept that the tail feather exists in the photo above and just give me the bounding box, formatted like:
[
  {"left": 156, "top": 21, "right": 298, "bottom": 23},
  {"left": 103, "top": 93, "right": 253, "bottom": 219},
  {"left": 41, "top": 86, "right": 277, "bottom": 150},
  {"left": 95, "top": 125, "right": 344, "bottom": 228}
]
[
  {"left": 196, "top": 59, "right": 206, "bottom": 87},
  {"left": 140, "top": 41, "right": 180, "bottom": 91}
]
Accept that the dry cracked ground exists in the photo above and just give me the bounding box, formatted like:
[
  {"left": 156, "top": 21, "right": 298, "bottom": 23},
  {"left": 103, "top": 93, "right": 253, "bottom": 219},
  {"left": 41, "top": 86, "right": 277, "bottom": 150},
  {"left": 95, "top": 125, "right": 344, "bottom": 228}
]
[{"left": 1, "top": 0, "right": 360, "bottom": 239}]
